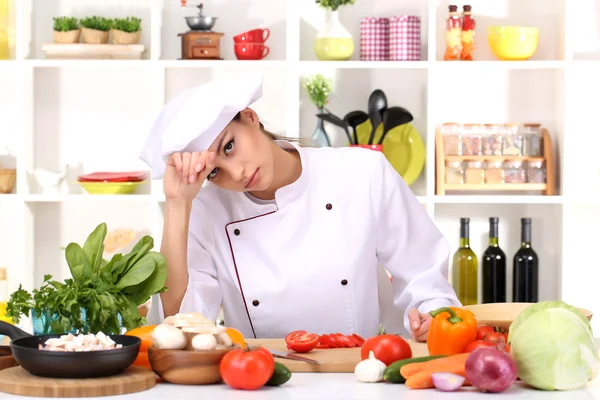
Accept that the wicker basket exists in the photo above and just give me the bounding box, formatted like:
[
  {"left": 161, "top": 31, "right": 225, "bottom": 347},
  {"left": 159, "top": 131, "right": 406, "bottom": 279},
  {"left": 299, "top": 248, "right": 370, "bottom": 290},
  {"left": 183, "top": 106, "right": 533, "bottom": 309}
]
[
  {"left": 53, "top": 29, "right": 81, "bottom": 44},
  {"left": 82, "top": 28, "right": 109, "bottom": 44},
  {"left": 110, "top": 29, "right": 141, "bottom": 45},
  {"left": 0, "top": 169, "right": 16, "bottom": 193}
]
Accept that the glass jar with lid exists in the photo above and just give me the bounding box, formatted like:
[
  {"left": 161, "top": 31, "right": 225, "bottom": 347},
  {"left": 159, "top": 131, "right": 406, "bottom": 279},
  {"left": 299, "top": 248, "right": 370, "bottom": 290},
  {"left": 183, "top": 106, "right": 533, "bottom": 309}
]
[
  {"left": 445, "top": 160, "right": 465, "bottom": 184},
  {"left": 503, "top": 161, "right": 525, "bottom": 183},
  {"left": 502, "top": 123, "right": 523, "bottom": 156},
  {"left": 521, "top": 123, "right": 543, "bottom": 156},
  {"left": 462, "top": 124, "right": 483, "bottom": 155},
  {"left": 442, "top": 123, "right": 463, "bottom": 155},
  {"left": 526, "top": 160, "right": 546, "bottom": 183},
  {"left": 485, "top": 160, "right": 505, "bottom": 184},
  {"left": 465, "top": 161, "right": 485, "bottom": 184},
  {"left": 481, "top": 124, "right": 503, "bottom": 156}
]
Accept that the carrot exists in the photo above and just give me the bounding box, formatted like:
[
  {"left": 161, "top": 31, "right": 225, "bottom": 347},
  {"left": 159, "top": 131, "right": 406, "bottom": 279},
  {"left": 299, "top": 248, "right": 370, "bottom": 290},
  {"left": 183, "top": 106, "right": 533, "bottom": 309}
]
[
  {"left": 405, "top": 363, "right": 467, "bottom": 389},
  {"left": 400, "top": 352, "right": 470, "bottom": 378}
]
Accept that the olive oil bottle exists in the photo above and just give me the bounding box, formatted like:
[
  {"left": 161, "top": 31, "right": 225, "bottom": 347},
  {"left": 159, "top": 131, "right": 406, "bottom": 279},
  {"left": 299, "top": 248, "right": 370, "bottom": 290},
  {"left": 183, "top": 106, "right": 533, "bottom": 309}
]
[{"left": 452, "top": 218, "right": 478, "bottom": 305}]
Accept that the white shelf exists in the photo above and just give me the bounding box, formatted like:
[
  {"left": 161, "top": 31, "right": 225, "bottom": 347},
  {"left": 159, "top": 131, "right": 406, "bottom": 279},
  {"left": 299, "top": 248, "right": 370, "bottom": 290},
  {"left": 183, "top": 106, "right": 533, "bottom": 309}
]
[{"left": 0, "top": 0, "right": 599, "bottom": 333}]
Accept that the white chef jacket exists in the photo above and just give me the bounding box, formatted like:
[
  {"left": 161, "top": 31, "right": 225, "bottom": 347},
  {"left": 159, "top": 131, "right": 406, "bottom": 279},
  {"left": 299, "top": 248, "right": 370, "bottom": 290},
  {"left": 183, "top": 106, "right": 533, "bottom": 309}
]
[{"left": 147, "top": 140, "right": 461, "bottom": 338}]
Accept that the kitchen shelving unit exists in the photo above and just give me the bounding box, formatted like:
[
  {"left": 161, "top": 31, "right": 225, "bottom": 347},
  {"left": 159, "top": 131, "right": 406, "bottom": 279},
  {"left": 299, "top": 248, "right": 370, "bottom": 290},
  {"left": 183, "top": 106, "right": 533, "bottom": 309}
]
[{"left": 0, "top": 0, "right": 599, "bottom": 333}]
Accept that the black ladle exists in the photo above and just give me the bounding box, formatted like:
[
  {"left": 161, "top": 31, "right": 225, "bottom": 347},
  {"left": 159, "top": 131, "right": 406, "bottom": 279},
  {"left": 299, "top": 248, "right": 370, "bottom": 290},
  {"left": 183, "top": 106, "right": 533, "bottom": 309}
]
[
  {"left": 367, "top": 89, "right": 387, "bottom": 145},
  {"left": 316, "top": 112, "right": 353, "bottom": 145},
  {"left": 343, "top": 110, "right": 369, "bottom": 145},
  {"left": 377, "top": 106, "right": 414, "bottom": 145}
]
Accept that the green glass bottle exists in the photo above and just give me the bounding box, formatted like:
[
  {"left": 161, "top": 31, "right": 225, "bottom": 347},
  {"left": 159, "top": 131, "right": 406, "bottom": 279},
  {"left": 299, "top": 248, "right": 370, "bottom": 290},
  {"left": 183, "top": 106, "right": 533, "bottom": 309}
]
[{"left": 452, "top": 217, "right": 478, "bottom": 305}]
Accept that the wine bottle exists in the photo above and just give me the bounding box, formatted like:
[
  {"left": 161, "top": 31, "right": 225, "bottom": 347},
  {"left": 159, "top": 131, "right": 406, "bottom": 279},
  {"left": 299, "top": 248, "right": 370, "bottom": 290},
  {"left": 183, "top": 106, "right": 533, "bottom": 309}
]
[
  {"left": 482, "top": 217, "right": 507, "bottom": 303},
  {"left": 513, "top": 218, "right": 539, "bottom": 302},
  {"left": 451, "top": 217, "right": 478, "bottom": 305}
]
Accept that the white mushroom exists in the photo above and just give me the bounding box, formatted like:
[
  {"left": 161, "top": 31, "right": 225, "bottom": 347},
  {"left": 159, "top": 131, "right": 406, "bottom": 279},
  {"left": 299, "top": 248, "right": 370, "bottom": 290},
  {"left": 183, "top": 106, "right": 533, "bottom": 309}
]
[
  {"left": 191, "top": 334, "right": 218, "bottom": 351},
  {"left": 151, "top": 323, "right": 187, "bottom": 350},
  {"left": 216, "top": 332, "right": 232, "bottom": 347}
]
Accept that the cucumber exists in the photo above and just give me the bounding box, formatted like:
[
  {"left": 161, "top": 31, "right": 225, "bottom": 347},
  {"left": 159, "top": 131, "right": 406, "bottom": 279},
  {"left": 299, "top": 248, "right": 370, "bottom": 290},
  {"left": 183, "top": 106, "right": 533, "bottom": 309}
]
[
  {"left": 383, "top": 355, "right": 447, "bottom": 383},
  {"left": 266, "top": 362, "right": 292, "bottom": 386}
]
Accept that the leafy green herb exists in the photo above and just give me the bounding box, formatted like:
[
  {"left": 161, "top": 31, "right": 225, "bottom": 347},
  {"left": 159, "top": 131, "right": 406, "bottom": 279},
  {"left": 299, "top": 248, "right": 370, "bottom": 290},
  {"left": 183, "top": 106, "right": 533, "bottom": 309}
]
[
  {"left": 6, "top": 223, "right": 168, "bottom": 335},
  {"left": 80, "top": 16, "right": 114, "bottom": 32},
  {"left": 315, "top": 0, "right": 356, "bottom": 11},
  {"left": 303, "top": 74, "right": 332, "bottom": 109},
  {"left": 53, "top": 17, "right": 79, "bottom": 32},
  {"left": 113, "top": 17, "right": 142, "bottom": 33}
]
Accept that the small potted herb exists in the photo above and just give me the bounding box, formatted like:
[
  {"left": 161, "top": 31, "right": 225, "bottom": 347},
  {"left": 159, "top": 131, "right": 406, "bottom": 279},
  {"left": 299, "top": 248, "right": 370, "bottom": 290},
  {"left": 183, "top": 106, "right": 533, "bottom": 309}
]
[
  {"left": 80, "top": 16, "right": 113, "bottom": 44},
  {"left": 303, "top": 74, "right": 333, "bottom": 147},
  {"left": 111, "top": 17, "right": 142, "bottom": 45},
  {"left": 53, "top": 16, "right": 80, "bottom": 44}
]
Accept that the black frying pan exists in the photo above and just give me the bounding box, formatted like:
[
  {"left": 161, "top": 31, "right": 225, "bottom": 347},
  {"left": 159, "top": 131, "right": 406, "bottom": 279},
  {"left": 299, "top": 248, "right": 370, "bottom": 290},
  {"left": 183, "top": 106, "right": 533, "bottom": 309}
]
[{"left": 0, "top": 320, "right": 141, "bottom": 378}]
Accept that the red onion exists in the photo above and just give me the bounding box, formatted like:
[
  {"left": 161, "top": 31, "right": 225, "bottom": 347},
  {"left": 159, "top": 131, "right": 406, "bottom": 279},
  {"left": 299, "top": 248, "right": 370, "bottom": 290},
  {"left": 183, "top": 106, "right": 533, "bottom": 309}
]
[
  {"left": 431, "top": 372, "right": 465, "bottom": 392},
  {"left": 465, "top": 347, "right": 518, "bottom": 393}
]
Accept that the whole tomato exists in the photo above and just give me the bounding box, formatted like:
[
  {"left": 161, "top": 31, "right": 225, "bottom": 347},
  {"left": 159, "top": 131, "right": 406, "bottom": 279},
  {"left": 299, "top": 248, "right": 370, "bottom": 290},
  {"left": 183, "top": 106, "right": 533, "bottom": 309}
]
[
  {"left": 476, "top": 325, "right": 495, "bottom": 341},
  {"left": 360, "top": 334, "right": 412, "bottom": 366},
  {"left": 483, "top": 331, "right": 505, "bottom": 343},
  {"left": 220, "top": 347, "right": 275, "bottom": 390},
  {"left": 464, "top": 340, "right": 497, "bottom": 353}
]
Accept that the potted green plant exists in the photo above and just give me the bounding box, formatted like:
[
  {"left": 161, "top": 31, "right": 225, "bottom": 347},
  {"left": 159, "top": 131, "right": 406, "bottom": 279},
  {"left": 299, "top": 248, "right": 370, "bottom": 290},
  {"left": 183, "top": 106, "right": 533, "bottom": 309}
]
[
  {"left": 314, "top": 0, "right": 356, "bottom": 61},
  {"left": 111, "top": 17, "right": 142, "bottom": 45},
  {"left": 303, "top": 73, "right": 333, "bottom": 147},
  {"left": 53, "top": 16, "right": 80, "bottom": 44},
  {"left": 80, "top": 16, "right": 113, "bottom": 44}
]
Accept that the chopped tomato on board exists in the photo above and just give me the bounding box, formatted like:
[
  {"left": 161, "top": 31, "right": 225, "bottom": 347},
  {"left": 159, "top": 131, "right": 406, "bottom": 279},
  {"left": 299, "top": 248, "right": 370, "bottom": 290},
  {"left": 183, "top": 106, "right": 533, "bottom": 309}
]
[
  {"left": 285, "top": 330, "right": 320, "bottom": 353},
  {"left": 285, "top": 330, "right": 365, "bottom": 351}
]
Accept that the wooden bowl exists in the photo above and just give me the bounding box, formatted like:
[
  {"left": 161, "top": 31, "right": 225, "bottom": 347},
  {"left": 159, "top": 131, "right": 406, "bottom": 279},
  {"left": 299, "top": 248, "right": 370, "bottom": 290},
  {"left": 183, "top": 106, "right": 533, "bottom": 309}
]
[
  {"left": 461, "top": 303, "right": 593, "bottom": 331},
  {"left": 147, "top": 345, "right": 235, "bottom": 385}
]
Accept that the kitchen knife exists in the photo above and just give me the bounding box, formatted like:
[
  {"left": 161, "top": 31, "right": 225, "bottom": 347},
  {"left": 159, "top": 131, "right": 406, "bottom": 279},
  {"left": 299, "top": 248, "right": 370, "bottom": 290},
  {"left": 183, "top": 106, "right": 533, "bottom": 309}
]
[{"left": 247, "top": 345, "right": 322, "bottom": 364}]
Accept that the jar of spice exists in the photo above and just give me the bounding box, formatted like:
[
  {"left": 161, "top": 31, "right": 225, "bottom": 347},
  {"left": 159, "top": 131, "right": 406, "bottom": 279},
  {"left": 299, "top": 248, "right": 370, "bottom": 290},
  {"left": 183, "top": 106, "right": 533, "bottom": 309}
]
[
  {"left": 526, "top": 160, "right": 546, "bottom": 183},
  {"left": 503, "top": 161, "right": 525, "bottom": 183},
  {"left": 462, "top": 124, "right": 482, "bottom": 155},
  {"left": 445, "top": 161, "right": 465, "bottom": 184},
  {"left": 485, "top": 161, "right": 505, "bottom": 184},
  {"left": 442, "top": 123, "right": 462, "bottom": 155},
  {"left": 444, "top": 5, "right": 462, "bottom": 61},
  {"left": 481, "top": 124, "right": 503, "bottom": 156},
  {"left": 521, "top": 123, "right": 543, "bottom": 156},
  {"left": 502, "top": 124, "right": 523, "bottom": 156},
  {"left": 465, "top": 161, "right": 485, "bottom": 184}
]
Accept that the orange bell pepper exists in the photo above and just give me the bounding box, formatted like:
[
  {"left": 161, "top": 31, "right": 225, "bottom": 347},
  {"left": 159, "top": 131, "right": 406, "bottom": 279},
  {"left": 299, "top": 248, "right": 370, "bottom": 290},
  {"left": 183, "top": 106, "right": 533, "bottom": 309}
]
[{"left": 427, "top": 307, "right": 477, "bottom": 356}]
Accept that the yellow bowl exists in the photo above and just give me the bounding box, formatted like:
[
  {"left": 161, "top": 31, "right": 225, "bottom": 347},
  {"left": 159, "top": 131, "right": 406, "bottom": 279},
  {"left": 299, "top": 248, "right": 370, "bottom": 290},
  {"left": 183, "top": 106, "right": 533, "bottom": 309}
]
[
  {"left": 77, "top": 181, "right": 145, "bottom": 195},
  {"left": 461, "top": 303, "right": 592, "bottom": 331},
  {"left": 488, "top": 26, "right": 539, "bottom": 61}
]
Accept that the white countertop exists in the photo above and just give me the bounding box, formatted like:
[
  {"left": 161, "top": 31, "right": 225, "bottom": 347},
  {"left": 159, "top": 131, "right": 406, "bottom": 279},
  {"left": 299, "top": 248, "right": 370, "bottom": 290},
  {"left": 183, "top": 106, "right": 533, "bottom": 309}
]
[{"left": 3, "top": 373, "right": 600, "bottom": 400}]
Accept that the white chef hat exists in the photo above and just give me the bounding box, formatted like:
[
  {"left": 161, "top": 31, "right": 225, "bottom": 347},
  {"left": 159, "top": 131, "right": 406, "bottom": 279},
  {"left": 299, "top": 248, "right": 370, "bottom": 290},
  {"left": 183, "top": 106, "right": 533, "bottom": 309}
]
[{"left": 139, "top": 73, "right": 263, "bottom": 179}]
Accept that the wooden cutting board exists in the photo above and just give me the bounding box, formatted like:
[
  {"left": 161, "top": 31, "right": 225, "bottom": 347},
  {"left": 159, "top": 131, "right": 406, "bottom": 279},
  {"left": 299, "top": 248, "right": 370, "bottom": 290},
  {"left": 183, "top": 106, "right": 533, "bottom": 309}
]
[
  {"left": 246, "top": 338, "right": 429, "bottom": 373},
  {"left": 0, "top": 366, "right": 157, "bottom": 398}
]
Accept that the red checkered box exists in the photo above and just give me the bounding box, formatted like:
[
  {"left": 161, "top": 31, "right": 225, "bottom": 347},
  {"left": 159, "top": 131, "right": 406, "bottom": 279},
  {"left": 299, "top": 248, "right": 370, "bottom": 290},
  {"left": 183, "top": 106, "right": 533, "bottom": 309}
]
[
  {"left": 389, "top": 15, "right": 421, "bottom": 61},
  {"left": 360, "top": 17, "right": 390, "bottom": 61}
]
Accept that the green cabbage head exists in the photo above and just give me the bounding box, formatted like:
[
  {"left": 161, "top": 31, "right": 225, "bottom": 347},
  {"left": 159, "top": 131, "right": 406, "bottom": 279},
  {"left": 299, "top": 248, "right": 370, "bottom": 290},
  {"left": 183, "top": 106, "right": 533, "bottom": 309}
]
[{"left": 508, "top": 301, "right": 599, "bottom": 391}]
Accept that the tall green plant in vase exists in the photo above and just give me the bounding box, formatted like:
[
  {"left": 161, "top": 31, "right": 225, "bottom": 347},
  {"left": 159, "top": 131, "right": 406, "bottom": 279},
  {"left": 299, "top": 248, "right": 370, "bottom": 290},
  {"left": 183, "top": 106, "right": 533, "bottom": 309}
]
[
  {"left": 314, "top": 0, "right": 356, "bottom": 61},
  {"left": 304, "top": 74, "right": 332, "bottom": 147}
]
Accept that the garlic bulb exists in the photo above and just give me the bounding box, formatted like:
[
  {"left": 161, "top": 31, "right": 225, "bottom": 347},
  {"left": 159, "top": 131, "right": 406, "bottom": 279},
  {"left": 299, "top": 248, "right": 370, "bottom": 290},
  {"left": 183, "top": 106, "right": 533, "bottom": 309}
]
[
  {"left": 354, "top": 351, "right": 386, "bottom": 383},
  {"left": 191, "top": 333, "right": 218, "bottom": 351},
  {"left": 151, "top": 324, "right": 187, "bottom": 350}
]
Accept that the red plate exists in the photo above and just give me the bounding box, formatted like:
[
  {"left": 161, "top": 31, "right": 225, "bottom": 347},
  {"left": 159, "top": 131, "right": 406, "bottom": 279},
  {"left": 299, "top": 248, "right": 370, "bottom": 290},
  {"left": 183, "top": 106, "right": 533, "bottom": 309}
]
[{"left": 77, "top": 172, "right": 148, "bottom": 182}]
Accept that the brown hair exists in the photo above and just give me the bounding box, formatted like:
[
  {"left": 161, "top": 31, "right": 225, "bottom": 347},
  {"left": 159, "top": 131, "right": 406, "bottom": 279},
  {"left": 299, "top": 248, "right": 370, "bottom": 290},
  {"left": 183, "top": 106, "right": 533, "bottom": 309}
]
[{"left": 232, "top": 112, "right": 312, "bottom": 147}]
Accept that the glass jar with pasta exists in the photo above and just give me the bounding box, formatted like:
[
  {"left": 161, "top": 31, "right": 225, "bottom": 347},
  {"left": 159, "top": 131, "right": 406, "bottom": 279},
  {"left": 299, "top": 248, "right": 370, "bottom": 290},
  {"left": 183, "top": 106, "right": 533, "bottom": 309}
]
[
  {"left": 446, "top": 161, "right": 465, "bottom": 184},
  {"left": 485, "top": 161, "right": 505, "bottom": 184},
  {"left": 444, "top": 5, "right": 462, "bottom": 61},
  {"left": 442, "top": 122, "right": 463, "bottom": 155},
  {"left": 462, "top": 124, "right": 482, "bottom": 155}
]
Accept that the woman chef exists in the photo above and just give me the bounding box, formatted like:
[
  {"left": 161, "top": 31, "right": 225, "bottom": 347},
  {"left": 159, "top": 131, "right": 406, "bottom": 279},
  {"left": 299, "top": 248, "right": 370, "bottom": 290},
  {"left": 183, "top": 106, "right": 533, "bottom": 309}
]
[{"left": 140, "top": 74, "right": 461, "bottom": 342}]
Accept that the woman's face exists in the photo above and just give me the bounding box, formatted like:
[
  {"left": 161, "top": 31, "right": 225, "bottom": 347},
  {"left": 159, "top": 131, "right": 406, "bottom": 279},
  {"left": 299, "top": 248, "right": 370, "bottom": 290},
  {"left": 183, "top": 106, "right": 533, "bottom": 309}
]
[{"left": 206, "top": 108, "right": 275, "bottom": 193}]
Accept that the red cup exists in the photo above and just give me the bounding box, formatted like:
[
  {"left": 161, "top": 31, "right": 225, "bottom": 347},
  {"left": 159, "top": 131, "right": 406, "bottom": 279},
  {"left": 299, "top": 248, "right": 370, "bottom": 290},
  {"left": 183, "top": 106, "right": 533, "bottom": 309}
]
[
  {"left": 233, "top": 28, "right": 270, "bottom": 43},
  {"left": 234, "top": 43, "right": 270, "bottom": 60},
  {"left": 351, "top": 144, "right": 383, "bottom": 152}
]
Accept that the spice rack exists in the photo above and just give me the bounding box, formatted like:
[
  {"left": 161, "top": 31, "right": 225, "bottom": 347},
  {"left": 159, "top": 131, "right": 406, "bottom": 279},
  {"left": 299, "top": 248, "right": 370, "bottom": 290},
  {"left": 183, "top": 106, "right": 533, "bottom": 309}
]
[{"left": 435, "top": 125, "right": 555, "bottom": 195}]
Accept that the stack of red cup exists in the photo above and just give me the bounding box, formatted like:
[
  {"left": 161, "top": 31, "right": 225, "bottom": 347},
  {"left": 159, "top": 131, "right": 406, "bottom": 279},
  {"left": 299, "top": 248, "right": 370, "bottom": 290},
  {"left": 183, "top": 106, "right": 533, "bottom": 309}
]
[{"left": 233, "top": 28, "right": 270, "bottom": 60}]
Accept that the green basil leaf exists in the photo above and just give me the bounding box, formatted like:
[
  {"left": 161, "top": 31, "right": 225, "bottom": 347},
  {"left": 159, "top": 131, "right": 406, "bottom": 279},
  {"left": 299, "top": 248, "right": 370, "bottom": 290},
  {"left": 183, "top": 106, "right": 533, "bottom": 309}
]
[
  {"left": 65, "top": 243, "right": 92, "bottom": 281},
  {"left": 82, "top": 222, "right": 107, "bottom": 273},
  {"left": 114, "top": 254, "right": 155, "bottom": 290},
  {"left": 122, "top": 251, "right": 168, "bottom": 305}
]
